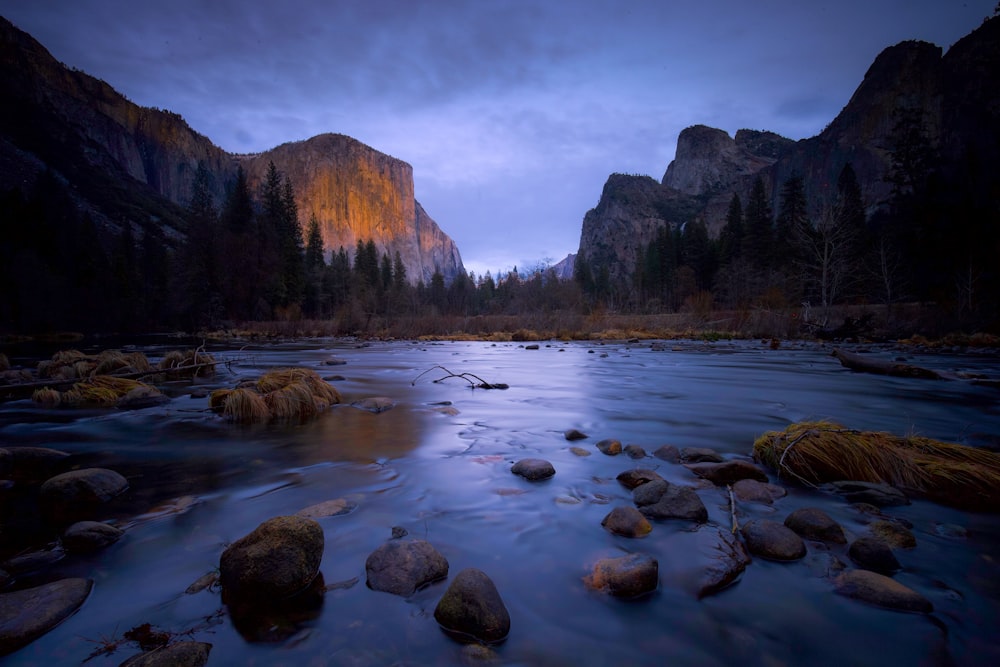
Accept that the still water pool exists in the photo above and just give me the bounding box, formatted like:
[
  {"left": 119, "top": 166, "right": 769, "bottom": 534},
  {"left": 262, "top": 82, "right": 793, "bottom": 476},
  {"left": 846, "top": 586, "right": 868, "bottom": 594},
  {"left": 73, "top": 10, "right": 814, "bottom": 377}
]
[{"left": 2, "top": 338, "right": 999, "bottom": 666}]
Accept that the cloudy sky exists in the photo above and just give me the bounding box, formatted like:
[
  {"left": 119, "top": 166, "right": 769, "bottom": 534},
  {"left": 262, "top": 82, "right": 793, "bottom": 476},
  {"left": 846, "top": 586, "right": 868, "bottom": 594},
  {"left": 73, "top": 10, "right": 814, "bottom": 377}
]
[{"left": 1, "top": 1, "right": 994, "bottom": 277}]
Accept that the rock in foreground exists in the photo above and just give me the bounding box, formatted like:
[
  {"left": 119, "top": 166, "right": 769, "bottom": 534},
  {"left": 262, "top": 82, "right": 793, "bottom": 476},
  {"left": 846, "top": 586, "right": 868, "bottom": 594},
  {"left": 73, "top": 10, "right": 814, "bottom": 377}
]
[
  {"left": 62, "top": 521, "right": 124, "bottom": 554},
  {"left": 584, "top": 552, "right": 658, "bottom": 598},
  {"left": 120, "top": 641, "right": 212, "bottom": 666},
  {"left": 740, "top": 519, "right": 807, "bottom": 561},
  {"left": 39, "top": 468, "right": 128, "bottom": 525},
  {"left": 366, "top": 539, "right": 449, "bottom": 596},
  {"left": 833, "top": 569, "right": 932, "bottom": 613},
  {"left": 219, "top": 516, "right": 324, "bottom": 602},
  {"left": 434, "top": 568, "right": 510, "bottom": 643},
  {"left": 511, "top": 458, "right": 555, "bottom": 481},
  {"left": 0, "top": 578, "right": 93, "bottom": 655}
]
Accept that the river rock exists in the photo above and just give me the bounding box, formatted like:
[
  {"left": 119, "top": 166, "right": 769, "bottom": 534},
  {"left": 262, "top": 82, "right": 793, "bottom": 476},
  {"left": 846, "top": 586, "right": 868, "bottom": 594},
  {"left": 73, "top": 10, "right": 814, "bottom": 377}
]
[
  {"left": 869, "top": 520, "right": 917, "bottom": 548},
  {"left": 62, "top": 521, "right": 124, "bottom": 554},
  {"left": 740, "top": 519, "right": 807, "bottom": 561},
  {"left": 624, "top": 444, "right": 647, "bottom": 459},
  {"left": 219, "top": 516, "right": 324, "bottom": 601},
  {"left": 296, "top": 498, "right": 358, "bottom": 518},
  {"left": 633, "top": 479, "right": 708, "bottom": 522},
  {"left": 652, "top": 445, "right": 680, "bottom": 462},
  {"left": 848, "top": 536, "right": 900, "bottom": 574},
  {"left": 0, "top": 578, "right": 93, "bottom": 655},
  {"left": 569, "top": 446, "right": 591, "bottom": 457},
  {"left": 695, "top": 527, "right": 753, "bottom": 598},
  {"left": 116, "top": 386, "right": 170, "bottom": 410},
  {"left": 732, "top": 478, "right": 786, "bottom": 504},
  {"left": 583, "top": 553, "right": 658, "bottom": 598},
  {"left": 833, "top": 570, "right": 932, "bottom": 612},
  {"left": 564, "top": 429, "right": 588, "bottom": 441},
  {"left": 39, "top": 468, "right": 129, "bottom": 525},
  {"left": 351, "top": 397, "right": 395, "bottom": 413},
  {"left": 511, "top": 458, "right": 555, "bottom": 481},
  {"left": 829, "top": 481, "right": 910, "bottom": 507},
  {"left": 685, "top": 460, "right": 768, "bottom": 486},
  {"left": 365, "top": 539, "right": 449, "bottom": 596},
  {"left": 596, "top": 439, "right": 622, "bottom": 456},
  {"left": 616, "top": 468, "right": 664, "bottom": 490},
  {"left": 783, "top": 508, "right": 847, "bottom": 544},
  {"left": 120, "top": 641, "right": 212, "bottom": 666},
  {"left": 2, "top": 446, "right": 71, "bottom": 483},
  {"left": 680, "top": 447, "right": 724, "bottom": 463},
  {"left": 434, "top": 568, "right": 510, "bottom": 643},
  {"left": 601, "top": 506, "right": 652, "bottom": 537}
]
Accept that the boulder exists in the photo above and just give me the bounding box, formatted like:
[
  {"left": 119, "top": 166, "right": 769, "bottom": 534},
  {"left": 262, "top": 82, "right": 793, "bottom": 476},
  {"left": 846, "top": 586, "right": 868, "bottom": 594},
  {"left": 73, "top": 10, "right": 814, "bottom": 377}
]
[
  {"left": 219, "top": 516, "right": 324, "bottom": 602},
  {"left": 848, "top": 536, "right": 900, "bottom": 574},
  {"left": 731, "top": 478, "right": 786, "bottom": 504},
  {"left": 680, "top": 447, "right": 724, "bottom": 463},
  {"left": 583, "top": 553, "right": 658, "bottom": 598},
  {"left": 0, "top": 578, "right": 93, "bottom": 655},
  {"left": 633, "top": 480, "right": 707, "bottom": 523},
  {"left": 740, "top": 519, "right": 807, "bottom": 561},
  {"left": 365, "top": 539, "right": 449, "bottom": 596},
  {"left": 120, "top": 641, "right": 212, "bottom": 667},
  {"left": 624, "top": 444, "right": 647, "bottom": 459},
  {"left": 62, "top": 521, "right": 124, "bottom": 554},
  {"left": 1, "top": 447, "right": 70, "bottom": 483},
  {"left": 596, "top": 439, "right": 622, "bottom": 456},
  {"left": 652, "top": 445, "right": 680, "bottom": 462},
  {"left": 829, "top": 481, "right": 910, "bottom": 507},
  {"left": 434, "top": 568, "right": 510, "bottom": 643},
  {"left": 39, "top": 468, "right": 128, "bottom": 525},
  {"left": 833, "top": 570, "right": 932, "bottom": 612},
  {"left": 616, "top": 469, "right": 664, "bottom": 490},
  {"left": 694, "top": 528, "right": 752, "bottom": 598},
  {"left": 511, "top": 458, "right": 555, "bottom": 481},
  {"left": 869, "top": 520, "right": 917, "bottom": 549},
  {"left": 601, "top": 507, "right": 652, "bottom": 537},
  {"left": 783, "top": 508, "right": 847, "bottom": 544},
  {"left": 564, "top": 429, "right": 588, "bottom": 441},
  {"left": 685, "top": 460, "right": 768, "bottom": 486}
]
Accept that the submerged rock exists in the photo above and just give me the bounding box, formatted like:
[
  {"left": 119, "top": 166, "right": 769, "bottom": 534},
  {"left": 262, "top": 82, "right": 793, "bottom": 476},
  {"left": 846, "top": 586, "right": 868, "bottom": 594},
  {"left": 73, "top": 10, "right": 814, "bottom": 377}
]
[
  {"left": 365, "top": 539, "right": 449, "bottom": 596},
  {"left": 0, "top": 578, "right": 93, "bottom": 655},
  {"left": 833, "top": 570, "right": 932, "bottom": 613},
  {"left": 624, "top": 444, "right": 647, "bottom": 459},
  {"left": 219, "top": 516, "right": 324, "bottom": 602},
  {"left": 569, "top": 446, "right": 591, "bottom": 457},
  {"left": 829, "top": 481, "right": 910, "bottom": 507},
  {"left": 434, "top": 568, "right": 510, "bottom": 643},
  {"left": 869, "top": 520, "right": 917, "bottom": 549},
  {"left": 120, "top": 641, "right": 212, "bottom": 667},
  {"left": 296, "top": 498, "right": 358, "bottom": 518},
  {"left": 783, "top": 508, "right": 847, "bottom": 544},
  {"left": 685, "top": 460, "right": 768, "bottom": 486},
  {"left": 740, "top": 519, "right": 807, "bottom": 561},
  {"left": 584, "top": 553, "right": 658, "bottom": 598},
  {"left": 62, "top": 521, "right": 124, "bottom": 554},
  {"left": 732, "top": 478, "right": 786, "bottom": 504},
  {"left": 39, "top": 468, "right": 128, "bottom": 525},
  {"left": 616, "top": 469, "right": 664, "bottom": 490},
  {"left": 511, "top": 458, "right": 555, "bottom": 481},
  {"left": 680, "top": 447, "right": 724, "bottom": 463},
  {"left": 652, "top": 445, "right": 681, "bottom": 462},
  {"left": 564, "top": 429, "right": 588, "bottom": 441},
  {"left": 695, "top": 527, "right": 752, "bottom": 598},
  {"left": 633, "top": 479, "right": 707, "bottom": 523},
  {"left": 848, "top": 536, "right": 900, "bottom": 574},
  {"left": 596, "top": 439, "right": 622, "bottom": 456},
  {"left": 350, "top": 397, "right": 396, "bottom": 413},
  {"left": 601, "top": 506, "right": 652, "bottom": 537}
]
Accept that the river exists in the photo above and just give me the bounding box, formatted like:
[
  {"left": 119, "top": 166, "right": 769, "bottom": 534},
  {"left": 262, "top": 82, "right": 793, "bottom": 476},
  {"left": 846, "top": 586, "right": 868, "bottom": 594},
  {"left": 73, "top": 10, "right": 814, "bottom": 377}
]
[{"left": 1, "top": 338, "right": 999, "bottom": 666}]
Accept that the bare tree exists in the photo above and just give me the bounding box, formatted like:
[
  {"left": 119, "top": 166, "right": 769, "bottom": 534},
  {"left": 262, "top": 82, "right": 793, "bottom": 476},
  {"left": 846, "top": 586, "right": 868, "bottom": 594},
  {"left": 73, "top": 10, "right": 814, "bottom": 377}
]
[{"left": 794, "top": 206, "right": 857, "bottom": 323}]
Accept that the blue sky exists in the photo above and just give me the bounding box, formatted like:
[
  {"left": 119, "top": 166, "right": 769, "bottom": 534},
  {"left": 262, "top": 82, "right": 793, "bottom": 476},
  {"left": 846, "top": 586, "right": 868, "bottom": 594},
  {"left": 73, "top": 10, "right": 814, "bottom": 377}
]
[{"left": 1, "top": 0, "right": 994, "bottom": 277}]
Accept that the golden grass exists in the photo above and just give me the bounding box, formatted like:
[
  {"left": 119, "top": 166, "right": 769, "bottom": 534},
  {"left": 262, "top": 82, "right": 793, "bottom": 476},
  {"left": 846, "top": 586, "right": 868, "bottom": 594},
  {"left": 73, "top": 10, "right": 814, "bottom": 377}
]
[
  {"left": 753, "top": 421, "right": 1000, "bottom": 511},
  {"left": 94, "top": 350, "right": 153, "bottom": 376},
  {"left": 209, "top": 388, "right": 233, "bottom": 411},
  {"left": 32, "top": 387, "right": 62, "bottom": 406},
  {"left": 220, "top": 387, "right": 270, "bottom": 423},
  {"left": 211, "top": 368, "right": 340, "bottom": 423},
  {"left": 158, "top": 349, "right": 216, "bottom": 378},
  {"left": 33, "top": 375, "right": 162, "bottom": 408},
  {"left": 256, "top": 368, "right": 341, "bottom": 405}
]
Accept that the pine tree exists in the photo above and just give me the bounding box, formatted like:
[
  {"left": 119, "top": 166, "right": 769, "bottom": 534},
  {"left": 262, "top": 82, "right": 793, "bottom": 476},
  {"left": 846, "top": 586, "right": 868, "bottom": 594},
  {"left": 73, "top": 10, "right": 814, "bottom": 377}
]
[
  {"left": 718, "top": 193, "right": 744, "bottom": 265},
  {"left": 775, "top": 175, "right": 808, "bottom": 267},
  {"left": 744, "top": 176, "right": 773, "bottom": 267}
]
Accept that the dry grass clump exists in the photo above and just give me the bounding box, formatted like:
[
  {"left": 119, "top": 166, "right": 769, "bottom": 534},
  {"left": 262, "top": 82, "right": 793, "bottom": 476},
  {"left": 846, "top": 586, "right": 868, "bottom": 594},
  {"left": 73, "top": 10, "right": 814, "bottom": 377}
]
[
  {"left": 210, "top": 368, "right": 341, "bottom": 423},
  {"left": 94, "top": 350, "right": 152, "bottom": 376},
  {"left": 32, "top": 387, "right": 63, "bottom": 406},
  {"left": 32, "top": 375, "right": 163, "bottom": 407},
  {"left": 753, "top": 421, "right": 1000, "bottom": 511},
  {"left": 158, "top": 349, "right": 216, "bottom": 378},
  {"left": 38, "top": 349, "right": 94, "bottom": 379},
  {"left": 0, "top": 352, "right": 9, "bottom": 372}
]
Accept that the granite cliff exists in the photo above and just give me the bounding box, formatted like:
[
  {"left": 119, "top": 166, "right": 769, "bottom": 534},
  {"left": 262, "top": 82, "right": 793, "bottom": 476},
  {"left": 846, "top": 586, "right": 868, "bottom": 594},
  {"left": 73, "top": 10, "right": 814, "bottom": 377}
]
[{"left": 0, "top": 16, "right": 464, "bottom": 285}]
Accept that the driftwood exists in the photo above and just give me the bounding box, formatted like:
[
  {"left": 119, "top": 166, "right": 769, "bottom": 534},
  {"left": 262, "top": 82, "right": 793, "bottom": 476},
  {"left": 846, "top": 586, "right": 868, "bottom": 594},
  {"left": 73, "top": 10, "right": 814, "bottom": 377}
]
[
  {"left": 832, "top": 348, "right": 944, "bottom": 380},
  {"left": 411, "top": 365, "right": 508, "bottom": 389}
]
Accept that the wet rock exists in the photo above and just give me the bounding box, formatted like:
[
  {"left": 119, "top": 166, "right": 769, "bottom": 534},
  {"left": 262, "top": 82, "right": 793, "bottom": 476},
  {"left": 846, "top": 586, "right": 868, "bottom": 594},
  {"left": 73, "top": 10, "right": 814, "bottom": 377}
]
[
  {"left": 434, "top": 568, "right": 510, "bottom": 643},
  {"left": 740, "top": 519, "right": 807, "bottom": 561},
  {"left": 569, "top": 446, "right": 591, "bottom": 457},
  {"left": 783, "top": 508, "right": 846, "bottom": 544},
  {"left": 2, "top": 547, "right": 65, "bottom": 576},
  {"left": 616, "top": 468, "right": 664, "bottom": 490},
  {"left": 323, "top": 375, "right": 347, "bottom": 382},
  {"left": 350, "top": 397, "right": 395, "bottom": 413},
  {"left": 933, "top": 522, "right": 968, "bottom": 539},
  {"left": 564, "top": 429, "right": 588, "bottom": 441},
  {"left": 0, "top": 578, "right": 93, "bottom": 655},
  {"left": 226, "top": 574, "right": 325, "bottom": 643},
  {"left": 524, "top": 344, "right": 540, "bottom": 350},
  {"left": 365, "top": 539, "right": 449, "bottom": 596},
  {"left": 732, "top": 478, "right": 786, "bottom": 504},
  {"left": 185, "top": 572, "right": 219, "bottom": 595},
  {"left": 296, "top": 498, "right": 358, "bottom": 518},
  {"left": 460, "top": 643, "right": 501, "bottom": 665},
  {"left": 633, "top": 479, "right": 708, "bottom": 523},
  {"left": 39, "top": 468, "right": 129, "bottom": 525},
  {"left": 833, "top": 570, "right": 932, "bottom": 613},
  {"left": 652, "top": 445, "right": 680, "bottom": 462},
  {"left": 685, "top": 460, "right": 768, "bottom": 486},
  {"left": 511, "top": 458, "right": 555, "bottom": 481},
  {"left": 624, "top": 444, "right": 647, "bottom": 459},
  {"left": 189, "top": 388, "right": 210, "bottom": 399},
  {"left": 62, "top": 521, "right": 124, "bottom": 554},
  {"left": 870, "top": 520, "right": 916, "bottom": 549},
  {"left": 583, "top": 553, "right": 658, "bottom": 598},
  {"left": 848, "top": 536, "right": 900, "bottom": 574},
  {"left": 323, "top": 357, "right": 347, "bottom": 366},
  {"left": 596, "top": 439, "right": 622, "bottom": 456},
  {"left": 220, "top": 516, "right": 324, "bottom": 602},
  {"left": 680, "top": 447, "right": 724, "bottom": 463},
  {"left": 2, "top": 446, "right": 71, "bottom": 483},
  {"left": 116, "top": 386, "right": 170, "bottom": 410},
  {"left": 695, "top": 527, "right": 752, "bottom": 598},
  {"left": 120, "top": 641, "right": 212, "bottom": 666},
  {"left": 391, "top": 526, "right": 408, "bottom": 539},
  {"left": 601, "top": 506, "right": 652, "bottom": 537},
  {"left": 829, "top": 481, "right": 910, "bottom": 507}
]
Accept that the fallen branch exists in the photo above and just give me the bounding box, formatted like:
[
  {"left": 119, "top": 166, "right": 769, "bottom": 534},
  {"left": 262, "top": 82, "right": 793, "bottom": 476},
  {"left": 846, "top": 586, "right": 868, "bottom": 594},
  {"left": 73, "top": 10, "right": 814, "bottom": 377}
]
[
  {"left": 726, "top": 485, "right": 739, "bottom": 534},
  {"left": 832, "top": 348, "right": 943, "bottom": 380},
  {"left": 411, "top": 365, "right": 508, "bottom": 389}
]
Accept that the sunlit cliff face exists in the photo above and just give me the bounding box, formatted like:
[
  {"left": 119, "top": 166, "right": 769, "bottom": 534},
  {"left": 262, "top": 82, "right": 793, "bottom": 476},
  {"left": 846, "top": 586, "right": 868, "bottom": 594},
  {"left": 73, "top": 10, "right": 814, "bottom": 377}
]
[{"left": 243, "top": 133, "right": 464, "bottom": 284}]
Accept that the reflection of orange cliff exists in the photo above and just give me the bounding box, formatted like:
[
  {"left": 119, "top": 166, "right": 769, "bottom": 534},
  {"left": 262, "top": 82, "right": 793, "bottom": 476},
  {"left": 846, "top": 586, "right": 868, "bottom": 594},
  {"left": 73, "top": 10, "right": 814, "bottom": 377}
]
[{"left": 243, "top": 134, "right": 464, "bottom": 284}]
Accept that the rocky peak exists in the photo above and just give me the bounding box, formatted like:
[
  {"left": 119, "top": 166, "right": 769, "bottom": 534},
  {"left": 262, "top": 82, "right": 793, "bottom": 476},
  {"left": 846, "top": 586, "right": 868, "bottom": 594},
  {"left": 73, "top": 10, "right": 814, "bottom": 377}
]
[{"left": 661, "top": 125, "right": 786, "bottom": 196}]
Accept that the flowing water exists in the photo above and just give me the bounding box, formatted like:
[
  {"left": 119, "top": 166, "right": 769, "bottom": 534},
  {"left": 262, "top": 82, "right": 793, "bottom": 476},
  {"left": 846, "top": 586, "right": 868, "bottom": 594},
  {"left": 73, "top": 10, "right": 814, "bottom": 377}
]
[{"left": 1, "top": 338, "right": 999, "bottom": 666}]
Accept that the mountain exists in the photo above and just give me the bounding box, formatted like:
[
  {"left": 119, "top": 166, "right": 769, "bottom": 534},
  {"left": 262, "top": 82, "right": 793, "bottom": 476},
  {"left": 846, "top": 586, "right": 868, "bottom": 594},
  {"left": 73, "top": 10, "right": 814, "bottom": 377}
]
[
  {"left": 0, "top": 15, "right": 464, "bottom": 286},
  {"left": 576, "top": 16, "right": 1000, "bottom": 281}
]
